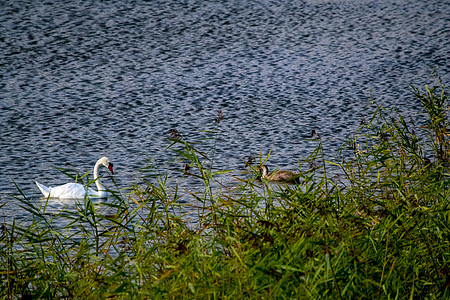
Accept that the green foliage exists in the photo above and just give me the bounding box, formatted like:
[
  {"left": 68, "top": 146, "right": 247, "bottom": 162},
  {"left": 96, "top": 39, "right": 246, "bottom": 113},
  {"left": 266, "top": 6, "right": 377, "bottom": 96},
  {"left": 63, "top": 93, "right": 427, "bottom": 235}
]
[{"left": 1, "top": 79, "right": 449, "bottom": 299}]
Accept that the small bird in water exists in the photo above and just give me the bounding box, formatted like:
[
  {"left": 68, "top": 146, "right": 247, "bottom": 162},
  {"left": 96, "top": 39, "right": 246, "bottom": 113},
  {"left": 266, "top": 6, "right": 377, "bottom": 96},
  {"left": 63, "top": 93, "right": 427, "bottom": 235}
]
[{"left": 259, "top": 165, "right": 299, "bottom": 184}]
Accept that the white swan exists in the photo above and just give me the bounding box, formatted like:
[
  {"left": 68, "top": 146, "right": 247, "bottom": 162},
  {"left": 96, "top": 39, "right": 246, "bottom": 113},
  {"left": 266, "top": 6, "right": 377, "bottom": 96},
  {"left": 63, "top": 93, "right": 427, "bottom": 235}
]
[{"left": 35, "top": 157, "right": 114, "bottom": 199}]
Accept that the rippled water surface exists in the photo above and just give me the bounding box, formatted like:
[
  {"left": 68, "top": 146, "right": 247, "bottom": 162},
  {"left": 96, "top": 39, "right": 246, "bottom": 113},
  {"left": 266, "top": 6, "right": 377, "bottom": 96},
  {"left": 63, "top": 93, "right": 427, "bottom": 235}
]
[{"left": 1, "top": 0, "right": 449, "bottom": 220}]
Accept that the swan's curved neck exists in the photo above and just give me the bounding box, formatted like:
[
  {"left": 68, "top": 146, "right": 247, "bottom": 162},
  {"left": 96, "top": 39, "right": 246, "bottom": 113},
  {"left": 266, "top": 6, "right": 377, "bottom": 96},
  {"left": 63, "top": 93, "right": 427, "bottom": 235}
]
[{"left": 93, "top": 160, "right": 104, "bottom": 192}]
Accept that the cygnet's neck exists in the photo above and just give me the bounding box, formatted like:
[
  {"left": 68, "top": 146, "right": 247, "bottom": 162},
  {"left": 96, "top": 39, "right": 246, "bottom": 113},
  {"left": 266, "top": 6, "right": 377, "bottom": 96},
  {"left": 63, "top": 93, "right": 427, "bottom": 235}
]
[{"left": 261, "top": 166, "right": 269, "bottom": 178}]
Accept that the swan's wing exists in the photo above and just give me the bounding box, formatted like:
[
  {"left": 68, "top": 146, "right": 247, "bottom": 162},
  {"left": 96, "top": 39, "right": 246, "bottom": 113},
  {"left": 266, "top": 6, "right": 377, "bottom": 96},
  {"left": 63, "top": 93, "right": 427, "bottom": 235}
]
[
  {"left": 36, "top": 181, "right": 107, "bottom": 199},
  {"left": 47, "top": 183, "right": 87, "bottom": 199}
]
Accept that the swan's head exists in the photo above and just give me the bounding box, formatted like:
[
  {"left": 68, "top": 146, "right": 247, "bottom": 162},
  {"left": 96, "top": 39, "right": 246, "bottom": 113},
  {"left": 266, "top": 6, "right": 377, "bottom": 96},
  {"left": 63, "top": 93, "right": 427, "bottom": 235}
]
[{"left": 99, "top": 156, "right": 114, "bottom": 174}]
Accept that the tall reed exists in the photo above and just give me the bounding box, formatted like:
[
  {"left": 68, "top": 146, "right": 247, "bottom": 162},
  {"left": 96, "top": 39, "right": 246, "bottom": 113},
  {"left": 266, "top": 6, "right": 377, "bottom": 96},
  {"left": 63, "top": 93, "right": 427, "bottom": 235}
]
[{"left": 1, "top": 76, "right": 449, "bottom": 298}]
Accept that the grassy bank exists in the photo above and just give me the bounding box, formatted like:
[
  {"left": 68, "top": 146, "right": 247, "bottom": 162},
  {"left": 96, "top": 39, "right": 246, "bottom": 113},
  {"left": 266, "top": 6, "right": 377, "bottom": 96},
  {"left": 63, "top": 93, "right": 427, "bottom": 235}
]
[{"left": 1, "top": 76, "right": 449, "bottom": 299}]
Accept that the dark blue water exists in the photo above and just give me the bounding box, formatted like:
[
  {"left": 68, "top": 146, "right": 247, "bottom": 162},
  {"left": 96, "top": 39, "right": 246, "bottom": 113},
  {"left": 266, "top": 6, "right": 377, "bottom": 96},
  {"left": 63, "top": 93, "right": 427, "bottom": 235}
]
[{"left": 1, "top": 0, "right": 449, "bottom": 220}]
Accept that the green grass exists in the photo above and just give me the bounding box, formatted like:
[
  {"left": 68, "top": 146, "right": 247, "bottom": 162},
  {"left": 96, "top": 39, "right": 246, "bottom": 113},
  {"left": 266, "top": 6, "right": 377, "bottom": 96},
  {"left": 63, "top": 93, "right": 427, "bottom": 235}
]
[{"left": 1, "top": 75, "right": 449, "bottom": 299}]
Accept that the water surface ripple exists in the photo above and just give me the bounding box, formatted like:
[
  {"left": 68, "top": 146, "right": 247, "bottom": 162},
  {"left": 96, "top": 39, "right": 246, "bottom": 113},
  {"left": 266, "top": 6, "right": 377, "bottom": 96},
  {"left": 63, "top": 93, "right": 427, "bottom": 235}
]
[{"left": 1, "top": 0, "right": 449, "bottom": 216}]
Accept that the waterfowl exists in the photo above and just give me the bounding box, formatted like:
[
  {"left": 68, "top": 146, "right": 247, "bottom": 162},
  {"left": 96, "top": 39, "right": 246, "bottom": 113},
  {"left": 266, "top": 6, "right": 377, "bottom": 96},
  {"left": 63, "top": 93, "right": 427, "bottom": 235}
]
[
  {"left": 259, "top": 165, "right": 299, "bottom": 184},
  {"left": 35, "top": 157, "right": 114, "bottom": 199}
]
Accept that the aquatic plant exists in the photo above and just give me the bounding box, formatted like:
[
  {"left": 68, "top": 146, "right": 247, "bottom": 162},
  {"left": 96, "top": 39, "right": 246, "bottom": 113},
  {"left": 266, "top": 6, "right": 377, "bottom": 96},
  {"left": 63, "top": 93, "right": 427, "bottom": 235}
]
[{"left": 1, "top": 76, "right": 449, "bottom": 298}]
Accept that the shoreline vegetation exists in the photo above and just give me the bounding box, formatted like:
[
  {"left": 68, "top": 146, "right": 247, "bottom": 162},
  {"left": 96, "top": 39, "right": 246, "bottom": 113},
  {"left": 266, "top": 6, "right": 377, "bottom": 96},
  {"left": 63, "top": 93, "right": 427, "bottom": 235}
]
[{"left": 1, "top": 74, "right": 449, "bottom": 298}]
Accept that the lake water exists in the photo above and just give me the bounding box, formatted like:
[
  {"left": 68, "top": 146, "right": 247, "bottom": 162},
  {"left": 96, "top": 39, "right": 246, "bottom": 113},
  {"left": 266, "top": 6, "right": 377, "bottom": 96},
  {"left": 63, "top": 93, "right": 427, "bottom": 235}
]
[{"left": 1, "top": 0, "right": 449, "bottom": 222}]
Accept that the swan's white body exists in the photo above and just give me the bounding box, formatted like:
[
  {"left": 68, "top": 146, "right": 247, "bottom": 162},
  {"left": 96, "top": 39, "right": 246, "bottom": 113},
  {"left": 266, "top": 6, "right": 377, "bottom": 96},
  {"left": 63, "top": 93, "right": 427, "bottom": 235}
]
[{"left": 36, "top": 157, "right": 114, "bottom": 199}]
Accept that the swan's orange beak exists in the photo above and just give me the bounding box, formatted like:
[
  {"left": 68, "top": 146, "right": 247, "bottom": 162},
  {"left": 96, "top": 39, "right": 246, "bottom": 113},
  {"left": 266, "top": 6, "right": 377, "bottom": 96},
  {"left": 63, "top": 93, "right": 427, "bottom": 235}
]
[{"left": 108, "top": 163, "right": 114, "bottom": 174}]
